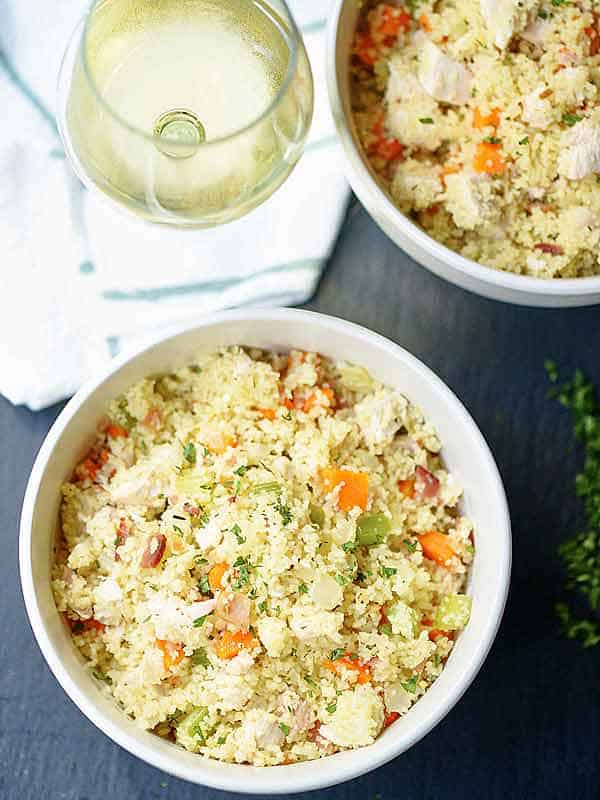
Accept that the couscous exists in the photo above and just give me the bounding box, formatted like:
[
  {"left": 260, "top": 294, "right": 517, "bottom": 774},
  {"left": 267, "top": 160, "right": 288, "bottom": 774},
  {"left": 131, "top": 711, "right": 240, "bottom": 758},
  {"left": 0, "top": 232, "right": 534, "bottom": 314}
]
[
  {"left": 351, "top": 0, "right": 600, "bottom": 278},
  {"left": 52, "top": 347, "right": 473, "bottom": 765}
]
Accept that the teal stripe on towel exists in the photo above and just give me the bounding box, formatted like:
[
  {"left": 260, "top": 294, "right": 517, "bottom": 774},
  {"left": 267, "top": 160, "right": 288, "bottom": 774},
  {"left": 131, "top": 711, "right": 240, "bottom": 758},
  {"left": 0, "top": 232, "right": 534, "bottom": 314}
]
[
  {"left": 0, "top": 52, "right": 57, "bottom": 131},
  {"left": 102, "top": 259, "right": 322, "bottom": 302}
]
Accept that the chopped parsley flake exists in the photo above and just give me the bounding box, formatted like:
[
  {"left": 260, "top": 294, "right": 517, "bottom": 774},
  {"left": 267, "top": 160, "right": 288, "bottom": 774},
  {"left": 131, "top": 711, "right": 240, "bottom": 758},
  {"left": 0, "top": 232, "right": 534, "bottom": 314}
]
[
  {"left": 563, "top": 113, "right": 583, "bottom": 127},
  {"left": 231, "top": 523, "right": 245, "bottom": 544},
  {"left": 191, "top": 647, "right": 211, "bottom": 667},
  {"left": 403, "top": 538, "right": 417, "bottom": 553},
  {"left": 197, "top": 575, "right": 211, "bottom": 595},
  {"left": 326, "top": 703, "right": 337, "bottom": 714},
  {"left": 335, "top": 574, "right": 348, "bottom": 586},
  {"left": 279, "top": 723, "right": 290, "bottom": 736},
  {"left": 379, "top": 565, "right": 397, "bottom": 578},
  {"left": 298, "top": 582, "right": 309, "bottom": 594},
  {"left": 401, "top": 674, "right": 418, "bottom": 694},
  {"left": 193, "top": 615, "right": 208, "bottom": 628},
  {"left": 258, "top": 600, "right": 268, "bottom": 613},
  {"left": 419, "top": 117, "right": 434, "bottom": 124},
  {"left": 518, "top": 136, "right": 529, "bottom": 145},
  {"left": 275, "top": 499, "right": 292, "bottom": 525},
  {"left": 183, "top": 442, "right": 197, "bottom": 465},
  {"left": 330, "top": 648, "right": 345, "bottom": 661}
]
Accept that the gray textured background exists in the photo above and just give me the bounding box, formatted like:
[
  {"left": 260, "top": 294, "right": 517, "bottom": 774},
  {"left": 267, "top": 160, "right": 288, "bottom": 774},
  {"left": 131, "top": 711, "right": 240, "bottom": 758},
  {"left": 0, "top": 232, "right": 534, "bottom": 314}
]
[{"left": 3, "top": 201, "right": 599, "bottom": 799}]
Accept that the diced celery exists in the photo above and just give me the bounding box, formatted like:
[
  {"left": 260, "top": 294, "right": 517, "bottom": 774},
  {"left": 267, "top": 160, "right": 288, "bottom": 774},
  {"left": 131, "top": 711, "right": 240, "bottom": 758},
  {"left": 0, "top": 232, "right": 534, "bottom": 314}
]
[
  {"left": 356, "top": 513, "right": 391, "bottom": 547},
  {"left": 176, "top": 707, "right": 210, "bottom": 752},
  {"left": 338, "top": 363, "right": 374, "bottom": 392},
  {"left": 250, "top": 481, "right": 281, "bottom": 494},
  {"left": 434, "top": 594, "right": 472, "bottom": 631},
  {"left": 309, "top": 504, "right": 325, "bottom": 527}
]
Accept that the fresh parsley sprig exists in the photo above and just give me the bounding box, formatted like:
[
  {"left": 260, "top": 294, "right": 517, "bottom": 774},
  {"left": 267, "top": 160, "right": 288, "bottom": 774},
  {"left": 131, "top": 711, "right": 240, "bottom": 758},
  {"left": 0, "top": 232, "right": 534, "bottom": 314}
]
[{"left": 547, "top": 363, "right": 600, "bottom": 647}]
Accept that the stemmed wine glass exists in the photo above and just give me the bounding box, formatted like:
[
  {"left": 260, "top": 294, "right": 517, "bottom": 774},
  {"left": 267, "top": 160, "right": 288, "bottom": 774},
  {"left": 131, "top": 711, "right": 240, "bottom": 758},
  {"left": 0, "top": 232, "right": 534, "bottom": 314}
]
[{"left": 57, "top": 0, "right": 314, "bottom": 227}]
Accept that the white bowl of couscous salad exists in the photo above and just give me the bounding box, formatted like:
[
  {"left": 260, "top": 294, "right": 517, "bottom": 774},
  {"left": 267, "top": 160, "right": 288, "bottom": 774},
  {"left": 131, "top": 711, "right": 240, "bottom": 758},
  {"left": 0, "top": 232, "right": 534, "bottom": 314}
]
[
  {"left": 20, "top": 309, "right": 511, "bottom": 793},
  {"left": 327, "top": 0, "right": 600, "bottom": 306}
]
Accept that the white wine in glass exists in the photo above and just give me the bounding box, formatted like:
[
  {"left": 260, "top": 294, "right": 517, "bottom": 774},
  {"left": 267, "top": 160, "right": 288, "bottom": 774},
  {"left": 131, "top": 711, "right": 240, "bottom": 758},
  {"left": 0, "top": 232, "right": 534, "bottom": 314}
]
[{"left": 58, "top": 0, "right": 314, "bottom": 227}]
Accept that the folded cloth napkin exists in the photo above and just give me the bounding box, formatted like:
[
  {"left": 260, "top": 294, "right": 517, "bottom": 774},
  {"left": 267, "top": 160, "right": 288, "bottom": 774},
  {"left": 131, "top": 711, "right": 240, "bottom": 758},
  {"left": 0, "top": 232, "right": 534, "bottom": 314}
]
[{"left": 0, "top": 0, "right": 349, "bottom": 410}]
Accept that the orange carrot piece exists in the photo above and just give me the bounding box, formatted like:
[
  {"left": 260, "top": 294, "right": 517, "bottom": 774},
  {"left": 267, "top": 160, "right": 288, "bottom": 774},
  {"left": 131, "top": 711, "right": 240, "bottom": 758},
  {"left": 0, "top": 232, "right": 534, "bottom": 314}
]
[
  {"left": 354, "top": 31, "right": 377, "bottom": 66},
  {"left": 208, "top": 562, "right": 229, "bottom": 592},
  {"left": 418, "top": 13, "right": 432, "bottom": 32},
  {"left": 105, "top": 423, "right": 128, "bottom": 439},
  {"left": 398, "top": 478, "right": 416, "bottom": 499},
  {"left": 376, "top": 5, "right": 412, "bottom": 36},
  {"left": 473, "top": 142, "right": 506, "bottom": 175},
  {"left": 472, "top": 107, "right": 501, "bottom": 129},
  {"left": 321, "top": 468, "right": 369, "bottom": 512},
  {"left": 257, "top": 407, "right": 277, "bottom": 421},
  {"left": 323, "top": 655, "right": 372, "bottom": 683},
  {"left": 216, "top": 629, "right": 258, "bottom": 660},
  {"left": 156, "top": 639, "right": 184, "bottom": 671},
  {"left": 418, "top": 531, "right": 456, "bottom": 566}
]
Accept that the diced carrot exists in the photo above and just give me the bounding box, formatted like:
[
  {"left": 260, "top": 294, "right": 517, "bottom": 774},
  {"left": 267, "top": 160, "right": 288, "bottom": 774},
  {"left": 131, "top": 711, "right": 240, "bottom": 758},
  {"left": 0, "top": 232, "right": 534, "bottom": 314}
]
[
  {"left": 473, "top": 142, "right": 506, "bottom": 175},
  {"left": 302, "top": 393, "right": 318, "bottom": 413},
  {"left": 418, "top": 531, "right": 456, "bottom": 566},
  {"left": 203, "top": 432, "right": 238, "bottom": 454},
  {"left": 321, "top": 386, "right": 336, "bottom": 409},
  {"left": 156, "top": 639, "right": 184, "bottom": 671},
  {"left": 472, "top": 107, "right": 501, "bottom": 129},
  {"left": 371, "top": 117, "right": 404, "bottom": 161},
  {"left": 418, "top": 13, "right": 432, "bottom": 32},
  {"left": 321, "top": 468, "right": 369, "bottom": 512},
  {"left": 354, "top": 31, "right": 377, "bottom": 66},
  {"left": 375, "top": 5, "right": 412, "bottom": 37},
  {"left": 83, "top": 458, "right": 100, "bottom": 481},
  {"left": 105, "top": 423, "right": 129, "bottom": 439},
  {"left": 398, "top": 478, "right": 416, "bottom": 499},
  {"left": 208, "top": 562, "right": 229, "bottom": 592},
  {"left": 323, "top": 655, "right": 372, "bottom": 683},
  {"left": 256, "top": 407, "right": 277, "bottom": 421},
  {"left": 384, "top": 710, "right": 400, "bottom": 727},
  {"left": 216, "top": 629, "right": 258, "bottom": 660}
]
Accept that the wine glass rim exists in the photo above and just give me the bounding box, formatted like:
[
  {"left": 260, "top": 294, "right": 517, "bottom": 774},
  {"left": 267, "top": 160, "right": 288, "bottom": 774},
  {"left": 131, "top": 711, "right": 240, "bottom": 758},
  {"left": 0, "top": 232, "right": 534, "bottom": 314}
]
[{"left": 77, "top": 0, "right": 302, "bottom": 147}]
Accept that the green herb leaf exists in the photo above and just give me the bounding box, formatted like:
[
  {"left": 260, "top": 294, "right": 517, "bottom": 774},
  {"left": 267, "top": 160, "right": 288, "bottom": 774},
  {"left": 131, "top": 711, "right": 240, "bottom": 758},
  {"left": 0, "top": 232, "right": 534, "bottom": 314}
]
[
  {"left": 335, "top": 574, "right": 348, "bottom": 586},
  {"left": 193, "top": 615, "right": 208, "bottom": 628},
  {"left": 191, "top": 647, "right": 211, "bottom": 667},
  {"left": 234, "top": 465, "right": 249, "bottom": 476},
  {"left": 401, "top": 674, "right": 418, "bottom": 694},
  {"left": 275, "top": 499, "right": 292, "bottom": 525},
  {"left": 231, "top": 523, "right": 246, "bottom": 544},
  {"left": 379, "top": 565, "right": 397, "bottom": 578},
  {"left": 197, "top": 575, "right": 211, "bottom": 595},
  {"left": 326, "top": 702, "right": 337, "bottom": 713},
  {"left": 298, "top": 582, "right": 309, "bottom": 594},
  {"left": 518, "top": 136, "right": 529, "bottom": 145},
  {"left": 419, "top": 117, "right": 434, "bottom": 124},
  {"left": 330, "top": 648, "right": 345, "bottom": 661},
  {"left": 183, "top": 442, "right": 197, "bottom": 465},
  {"left": 279, "top": 723, "right": 290, "bottom": 736},
  {"left": 403, "top": 538, "right": 417, "bottom": 553},
  {"left": 563, "top": 113, "right": 583, "bottom": 127},
  {"left": 258, "top": 600, "right": 268, "bottom": 613}
]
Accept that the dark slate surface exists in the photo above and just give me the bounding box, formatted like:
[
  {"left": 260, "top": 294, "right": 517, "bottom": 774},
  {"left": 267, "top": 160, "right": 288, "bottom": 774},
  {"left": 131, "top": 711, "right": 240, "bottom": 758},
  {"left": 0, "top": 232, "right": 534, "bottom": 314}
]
[{"left": 3, "top": 201, "right": 599, "bottom": 800}]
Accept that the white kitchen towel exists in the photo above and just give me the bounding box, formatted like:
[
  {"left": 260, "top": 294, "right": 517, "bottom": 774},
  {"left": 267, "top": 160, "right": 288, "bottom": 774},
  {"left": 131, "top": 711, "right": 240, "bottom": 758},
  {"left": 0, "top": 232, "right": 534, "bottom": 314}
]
[{"left": 0, "top": 0, "right": 349, "bottom": 410}]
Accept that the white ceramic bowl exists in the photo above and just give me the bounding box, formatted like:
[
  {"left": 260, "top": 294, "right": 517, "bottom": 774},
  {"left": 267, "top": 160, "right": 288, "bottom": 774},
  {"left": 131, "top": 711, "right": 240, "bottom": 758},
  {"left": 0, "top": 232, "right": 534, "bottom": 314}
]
[
  {"left": 326, "top": 0, "right": 600, "bottom": 308},
  {"left": 20, "top": 309, "right": 511, "bottom": 793}
]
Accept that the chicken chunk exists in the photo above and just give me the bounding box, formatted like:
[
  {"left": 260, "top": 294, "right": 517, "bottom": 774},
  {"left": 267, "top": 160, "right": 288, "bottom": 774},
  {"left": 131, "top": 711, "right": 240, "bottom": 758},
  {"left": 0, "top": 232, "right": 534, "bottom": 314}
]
[
  {"left": 480, "top": 0, "right": 540, "bottom": 50},
  {"left": 558, "top": 120, "right": 600, "bottom": 180},
  {"left": 418, "top": 39, "right": 472, "bottom": 105}
]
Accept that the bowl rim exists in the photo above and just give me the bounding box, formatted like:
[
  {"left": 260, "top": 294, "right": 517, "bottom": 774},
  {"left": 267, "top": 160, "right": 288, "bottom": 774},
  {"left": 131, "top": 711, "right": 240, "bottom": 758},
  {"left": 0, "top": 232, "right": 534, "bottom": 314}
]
[
  {"left": 19, "top": 308, "right": 511, "bottom": 793},
  {"left": 326, "top": 0, "right": 600, "bottom": 299}
]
